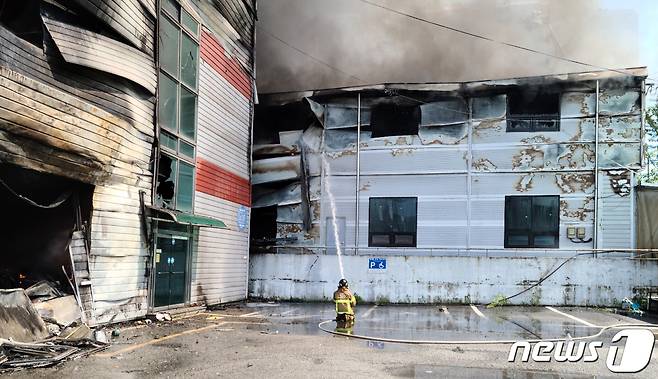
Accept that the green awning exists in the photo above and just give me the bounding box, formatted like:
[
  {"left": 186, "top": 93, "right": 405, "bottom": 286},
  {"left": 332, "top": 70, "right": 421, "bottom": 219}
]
[
  {"left": 173, "top": 211, "right": 227, "bottom": 228},
  {"left": 146, "top": 206, "right": 227, "bottom": 229}
]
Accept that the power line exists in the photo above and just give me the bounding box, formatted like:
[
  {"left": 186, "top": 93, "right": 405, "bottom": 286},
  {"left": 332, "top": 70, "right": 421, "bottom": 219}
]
[
  {"left": 356, "top": 0, "right": 656, "bottom": 82},
  {"left": 258, "top": 25, "right": 654, "bottom": 115},
  {"left": 257, "top": 25, "right": 363, "bottom": 83}
]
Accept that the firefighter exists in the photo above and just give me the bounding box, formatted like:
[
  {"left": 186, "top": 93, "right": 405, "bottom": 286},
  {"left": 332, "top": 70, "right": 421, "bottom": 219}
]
[{"left": 333, "top": 278, "right": 356, "bottom": 327}]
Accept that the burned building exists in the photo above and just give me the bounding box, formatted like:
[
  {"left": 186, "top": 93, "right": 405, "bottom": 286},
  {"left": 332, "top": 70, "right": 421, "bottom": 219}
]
[
  {"left": 249, "top": 68, "right": 658, "bottom": 306},
  {"left": 0, "top": 0, "right": 255, "bottom": 325}
]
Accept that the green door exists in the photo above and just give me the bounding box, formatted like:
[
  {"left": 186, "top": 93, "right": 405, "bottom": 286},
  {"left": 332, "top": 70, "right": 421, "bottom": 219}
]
[{"left": 154, "top": 236, "right": 188, "bottom": 307}]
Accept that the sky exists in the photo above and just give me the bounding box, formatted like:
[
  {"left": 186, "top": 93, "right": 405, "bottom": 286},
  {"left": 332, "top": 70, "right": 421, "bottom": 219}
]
[
  {"left": 257, "top": 0, "right": 658, "bottom": 102},
  {"left": 600, "top": 0, "right": 658, "bottom": 103}
]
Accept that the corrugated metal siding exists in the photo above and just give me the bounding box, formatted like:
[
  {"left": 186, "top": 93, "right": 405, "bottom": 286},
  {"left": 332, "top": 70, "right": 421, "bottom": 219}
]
[
  {"left": 191, "top": 24, "right": 253, "bottom": 305},
  {"left": 261, "top": 84, "right": 642, "bottom": 253},
  {"left": 200, "top": 30, "right": 252, "bottom": 100},
  {"left": 598, "top": 171, "right": 633, "bottom": 249},
  {"left": 0, "top": 8, "right": 154, "bottom": 325},
  {"left": 189, "top": 0, "right": 255, "bottom": 76},
  {"left": 70, "top": 0, "right": 155, "bottom": 56},
  {"left": 197, "top": 60, "right": 251, "bottom": 176},
  {"left": 42, "top": 14, "right": 157, "bottom": 94},
  {"left": 197, "top": 157, "right": 251, "bottom": 206},
  {"left": 192, "top": 192, "right": 250, "bottom": 304}
]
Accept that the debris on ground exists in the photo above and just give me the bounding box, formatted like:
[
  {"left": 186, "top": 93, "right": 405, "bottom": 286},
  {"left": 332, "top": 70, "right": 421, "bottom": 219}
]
[
  {"left": 148, "top": 312, "right": 172, "bottom": 323},
  {"left": 60, "top": 324, "right": 93, "bottom": 341},
  {"left": 0, "top": 338, "right": 107, "bottom": 371},
  {"left": 1, "top": 285, "right": 109, "bottom": 371},
  {"left": 0, "top": 289, "right": 49, "bottom": 342},
  {"left": 94, "top": 330, "right": 108, "bottom": 344},
  {"left": 486, "top": 294, "right": 509, "bottom": 308},
  {"left": 24, "top": 281, "right": 64, "bottom": 303},
  {"left": 620, "top": 297, "right": 644, "bottom": 316},
  {"left": 33, "top": 295, "right": 81, "bottom": 328}
]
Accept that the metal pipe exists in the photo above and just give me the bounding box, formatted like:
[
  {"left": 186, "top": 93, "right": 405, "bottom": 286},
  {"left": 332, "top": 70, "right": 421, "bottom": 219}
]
[
  {"left": 355, "top": 93, "right": 362, "bottom": 254},
  {"left": 466, "top": 98, "right": 473, "bottom": 249},
  {"left": 641, "top": 79, "right": 646, "bottom": 174},
  {"left": 594, "top": 80, "right": 600, "bottom": 250}
]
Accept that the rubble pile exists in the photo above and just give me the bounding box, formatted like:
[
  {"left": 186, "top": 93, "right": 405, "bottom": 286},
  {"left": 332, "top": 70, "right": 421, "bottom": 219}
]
[
  {"left": 0, "top": 281, "right": 108, "bottom": 372},
  {"left": 0, "top": 338, "right": 106, "bottom": 370}
]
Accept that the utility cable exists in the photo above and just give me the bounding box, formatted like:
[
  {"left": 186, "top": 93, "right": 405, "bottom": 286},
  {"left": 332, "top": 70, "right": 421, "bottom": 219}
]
[
  {"left": 318, "top": 319, "right": 658, "bottom": 345},
  {"left": 485, "top": 250, "right": 629, "bottom": 306},
  {"left": 356, "top": 0, "right": 658, "bottom": 83},
  {"left": 0, "top": 176, "right": 71, "bottom": 209},
  {"left": 257, "top": 25, "right": 362, "bottom": 83}
]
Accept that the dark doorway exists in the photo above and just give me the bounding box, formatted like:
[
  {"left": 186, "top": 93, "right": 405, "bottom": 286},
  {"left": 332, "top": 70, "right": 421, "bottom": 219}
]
[{"left": 0, "top": 164, "right": 93, "bottom": 289}]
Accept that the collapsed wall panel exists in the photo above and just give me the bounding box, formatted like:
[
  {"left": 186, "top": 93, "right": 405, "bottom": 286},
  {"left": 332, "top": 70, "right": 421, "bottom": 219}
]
[{"left": 0, "top": 4, "right": 155, "bottom": 325}]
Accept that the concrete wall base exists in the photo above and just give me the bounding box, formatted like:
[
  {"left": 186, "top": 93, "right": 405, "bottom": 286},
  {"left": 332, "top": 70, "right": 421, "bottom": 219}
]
[{"left": 248, "top": 253, "right": 658, "bottom": 306}]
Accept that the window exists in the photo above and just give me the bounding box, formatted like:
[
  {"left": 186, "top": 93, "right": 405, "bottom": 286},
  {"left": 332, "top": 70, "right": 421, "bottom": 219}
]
[
  {"left": 156, "top": 1, "right": 199, "bottom": 212},
  {"left": 506, "top": 89, "right": 560, "bottom": 132},
  {"left": 370, "top": 104, "right": 420, "bottom": 138},
  {"left": 505, "top": 196, "right": 559, "bottom": 248},
  {"left": 368, "top": 197, "right": 417, "bottom": 247}
]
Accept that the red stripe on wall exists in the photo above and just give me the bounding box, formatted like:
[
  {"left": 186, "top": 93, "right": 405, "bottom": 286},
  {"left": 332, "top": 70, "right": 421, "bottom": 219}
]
[
  {"left": 200, "top": 30, "right": 252, "bottom": 100},
  {"left": 196, "top": 158, "right": 251, "bottom": 207}
]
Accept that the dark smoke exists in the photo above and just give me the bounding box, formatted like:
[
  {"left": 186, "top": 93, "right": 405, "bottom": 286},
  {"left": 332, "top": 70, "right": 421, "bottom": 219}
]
[{"left": 256, "top": 0, "right": 640, "bottom": 93}]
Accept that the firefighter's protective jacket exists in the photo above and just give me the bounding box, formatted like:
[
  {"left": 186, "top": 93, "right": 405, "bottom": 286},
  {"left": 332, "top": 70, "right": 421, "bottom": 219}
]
[{"left": 333, "top": 288, "right": 356, "bottom": 315}]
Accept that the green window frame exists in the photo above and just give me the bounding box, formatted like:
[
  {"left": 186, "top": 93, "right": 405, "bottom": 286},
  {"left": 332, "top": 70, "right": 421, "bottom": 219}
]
[{"left": 156, "top": 0, "right": 200, "bottom": 212}]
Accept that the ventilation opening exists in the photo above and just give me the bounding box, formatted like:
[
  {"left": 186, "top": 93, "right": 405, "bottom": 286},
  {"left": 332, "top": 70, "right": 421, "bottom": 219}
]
[
  {"left": 370, "top": 104, "right": 420, "bottom": 138},
  {"left": 507, "top": 89, "right": 560, "bottom": 132},
  {"left": 0, "top": 164, "right": 93, "bottom": 290}
]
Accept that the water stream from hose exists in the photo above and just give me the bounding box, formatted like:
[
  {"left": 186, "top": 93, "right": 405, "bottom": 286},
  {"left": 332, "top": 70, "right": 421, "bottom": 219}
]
[{"left": 321, "top": 154, "right": 345, "bottom": 279}]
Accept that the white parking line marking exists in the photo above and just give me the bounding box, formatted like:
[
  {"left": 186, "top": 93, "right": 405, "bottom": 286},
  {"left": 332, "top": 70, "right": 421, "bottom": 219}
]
[
  {"left": 241, "top": 311, "right": 263, "bottom": 317},
  {"left": 470, "top": 304, "right": 487, "bottom": 319},
  {"left": 545, "top": 306, "right": 598, "bottom": 327},
  {"left": 362, "top": 305, "right": 378, "bottom": 319},
  {"left": 280, "top": 309, "right": 296, "bottom": 316}
]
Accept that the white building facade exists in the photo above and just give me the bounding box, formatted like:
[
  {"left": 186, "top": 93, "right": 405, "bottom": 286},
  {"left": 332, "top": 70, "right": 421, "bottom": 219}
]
[{"left": 249, "top": 68, "right": 657, "bottom": 306}]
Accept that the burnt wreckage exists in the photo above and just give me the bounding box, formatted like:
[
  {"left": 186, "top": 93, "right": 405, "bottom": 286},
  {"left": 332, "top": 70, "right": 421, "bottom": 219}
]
[
  {"left": 248, "top": 68, "right": 654, "bottom": 305},
  {"left": 0, "top": 0, "right": 256, "bottom": 327}
]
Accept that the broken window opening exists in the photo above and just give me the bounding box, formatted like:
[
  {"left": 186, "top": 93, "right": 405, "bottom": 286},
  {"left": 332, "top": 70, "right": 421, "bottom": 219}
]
[
  {"left": 156, "top": 153, "right": 193, "bottom": 212},
  {"left": 254, "top": 102, "right": 319, "bottom": 145},
  {"left": 504, "top": 195, "right": 559, "bottom": 248},
  {"left": 370, "top": 104, "right": 420, "bottom": 138},
  {"left": 368, "top": 197, "right": 418, "bottom": 247},
  {"left": 507, "top": 89, "right": 560, "bottom": 132}
]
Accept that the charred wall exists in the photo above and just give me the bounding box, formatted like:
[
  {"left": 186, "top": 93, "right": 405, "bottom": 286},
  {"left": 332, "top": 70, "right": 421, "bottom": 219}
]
[
  {"left": 251, "top": 69, "right": 645, "bottom": 252},
  {"left": 0, "top": 0, "right": 156, "bottom": 325}
]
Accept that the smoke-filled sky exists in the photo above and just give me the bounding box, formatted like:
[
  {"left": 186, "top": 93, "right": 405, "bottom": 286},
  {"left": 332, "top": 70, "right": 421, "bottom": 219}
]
[{"left": 256, "top": 0, "right": 658, "bottom": 95}]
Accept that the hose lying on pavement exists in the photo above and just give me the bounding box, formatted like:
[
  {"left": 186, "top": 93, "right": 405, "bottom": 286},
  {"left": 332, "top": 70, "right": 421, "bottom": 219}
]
[{"left": 318, "top": 320, "right": 658, "bottom": 345}]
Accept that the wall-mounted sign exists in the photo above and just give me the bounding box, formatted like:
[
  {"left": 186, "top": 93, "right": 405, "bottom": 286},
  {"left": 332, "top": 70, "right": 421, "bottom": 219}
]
[
  {"left": 237, "top": 205, "right": 249, "bottom": 232},
  {"left": 368, "top": 258, "right": 387, "bottom": 271}
]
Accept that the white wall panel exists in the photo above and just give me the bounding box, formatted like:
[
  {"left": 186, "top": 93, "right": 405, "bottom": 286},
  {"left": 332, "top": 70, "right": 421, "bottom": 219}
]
[
  {"left": 197, "top": 61, "right": 251, "bottom": 178},
  {"left": 191, "top": 192, "right": 250, "bottom": 304}
]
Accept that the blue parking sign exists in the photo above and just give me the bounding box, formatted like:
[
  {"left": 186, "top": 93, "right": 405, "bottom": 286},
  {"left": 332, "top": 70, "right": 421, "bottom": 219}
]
[{"left": 368, "top": 258, "right": 386, "bottom": 270}]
